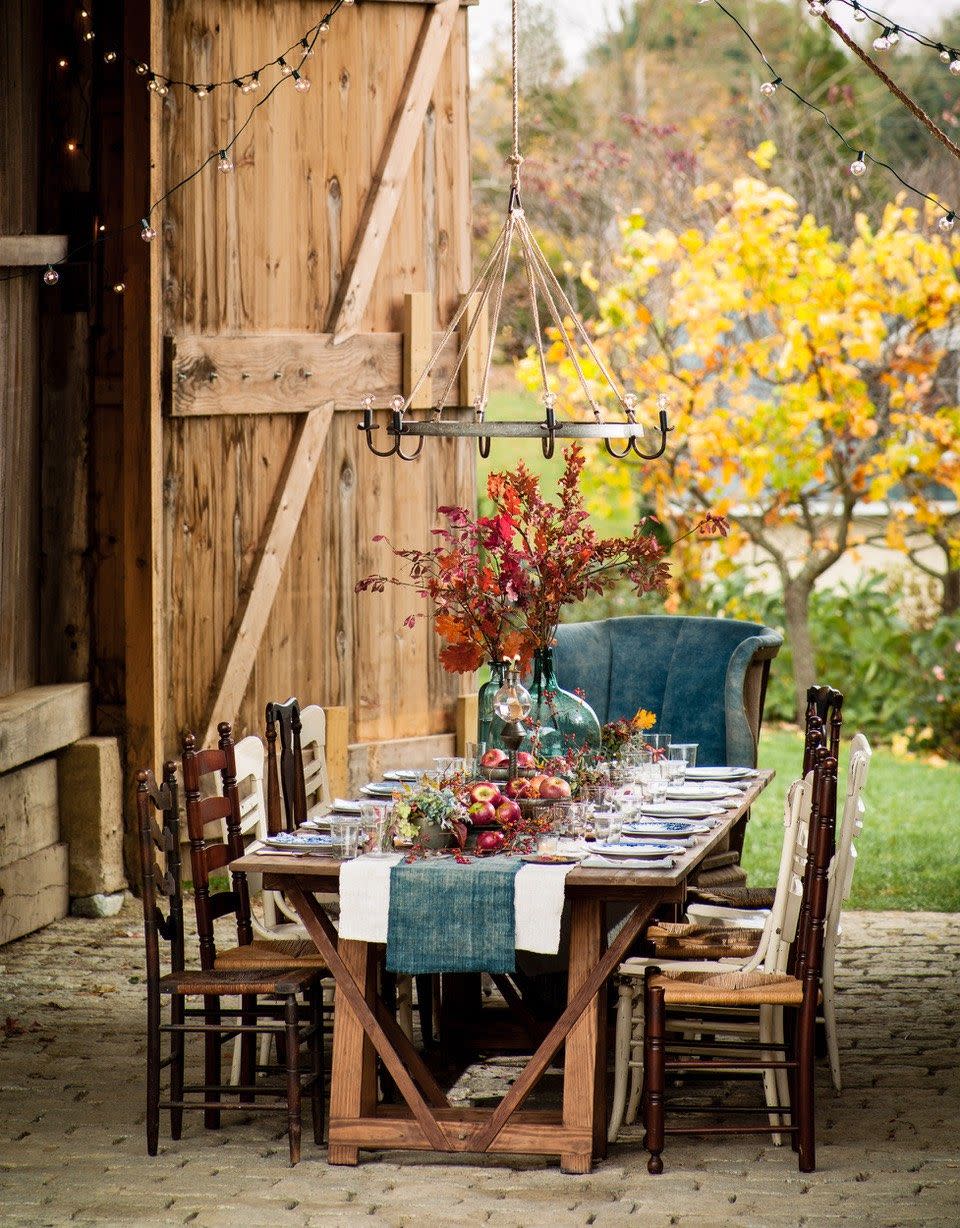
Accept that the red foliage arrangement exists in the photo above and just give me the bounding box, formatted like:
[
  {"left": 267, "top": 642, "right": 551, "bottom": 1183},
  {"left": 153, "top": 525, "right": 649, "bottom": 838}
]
[{"left": 356, "top": 444, "right": 728, "bottom": 673}]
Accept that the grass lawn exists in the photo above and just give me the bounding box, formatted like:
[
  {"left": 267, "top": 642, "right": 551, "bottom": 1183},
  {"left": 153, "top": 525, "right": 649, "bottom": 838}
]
[{"left": 745, "top": 727, "right": 960, "bottom": 912}]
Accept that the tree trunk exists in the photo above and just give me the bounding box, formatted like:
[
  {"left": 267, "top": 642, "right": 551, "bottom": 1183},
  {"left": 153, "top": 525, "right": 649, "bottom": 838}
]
[
  {"left": 783, "top": 578, "right": 817, "bottom": 722},
  {"left": 942, "top": 567, "right": 960, "bottom": 617}
]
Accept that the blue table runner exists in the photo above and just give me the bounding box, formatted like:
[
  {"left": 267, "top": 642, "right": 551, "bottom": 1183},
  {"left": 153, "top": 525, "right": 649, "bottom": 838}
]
[{"left": 385, "top": 855, "right": 524, "bottom": 974}]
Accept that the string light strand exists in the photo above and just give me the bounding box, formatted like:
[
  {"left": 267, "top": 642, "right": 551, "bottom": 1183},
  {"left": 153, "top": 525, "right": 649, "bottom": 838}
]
[
  {"left": 708, "top": 0, "right": 954, "bottom": 221},
  {"left": 3, "top": 1, "right": 348, "bottom": 285}
]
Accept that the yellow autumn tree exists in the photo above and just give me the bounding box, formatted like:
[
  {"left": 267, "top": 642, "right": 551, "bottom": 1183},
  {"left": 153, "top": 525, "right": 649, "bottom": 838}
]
[{"left": 521, "top": 157, "right": 960, "bottom": 710}]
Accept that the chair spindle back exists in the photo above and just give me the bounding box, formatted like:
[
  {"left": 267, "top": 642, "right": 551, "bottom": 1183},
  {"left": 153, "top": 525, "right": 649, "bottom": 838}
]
[
  {"left": 265, "top": 697, "right": 307, "bottom": 833},
  {"left": 137, "top": 763, "right": 183, "bottom": 990},
  {"left": 181, "top": 722, "right": 253, "bottom": 970}
]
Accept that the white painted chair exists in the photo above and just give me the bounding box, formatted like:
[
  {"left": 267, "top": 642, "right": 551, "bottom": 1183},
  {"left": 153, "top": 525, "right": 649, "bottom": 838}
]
[
  {"left": 823, "top": 733, "right": 871, "bottom": 1090},
  {"left": 608, "top": 773, "right": 813, "bottom": 1142},
  {"left": 685, "top": 734, "right": 871, "bottom": 1094},
  {"left": 299, "top": 704, "right": 332, "bottom": 818}
]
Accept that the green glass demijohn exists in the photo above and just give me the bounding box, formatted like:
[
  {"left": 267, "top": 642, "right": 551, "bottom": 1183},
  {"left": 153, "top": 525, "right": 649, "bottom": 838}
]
[{"left": 522, "top": 646, "right": 601, "bottom": 758}]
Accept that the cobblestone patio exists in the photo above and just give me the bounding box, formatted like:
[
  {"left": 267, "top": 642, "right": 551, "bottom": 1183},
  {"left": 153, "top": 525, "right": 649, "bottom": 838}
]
[{"left": 1, "top": 905, "right": 958, "bottom": 1227}]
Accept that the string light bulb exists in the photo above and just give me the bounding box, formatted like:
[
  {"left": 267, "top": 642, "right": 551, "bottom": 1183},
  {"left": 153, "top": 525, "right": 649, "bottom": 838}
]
[
  {"left": 140, "top": 218, "right": 156, "bottom": 242},
  {"left": 279, "top": 57, "right": 293, "bottom": 76},
  {"left": 43, "top": 266, "right": 59, "bottom": 286},
  {"left": 853, "top": 3, "right": 866, "bottom": 20},
  {"left": 218, "top": 150, "right": 234, "bottom": 173},
  {"left": 241, "top": 72, "right": 260, "bottom": 94},
  {"left": 66, "top": 140, "right": 78, "bottom": 154},
  {"left": 951, "top": 58, "right": 960, "bottom": 76},
  {"left": 939, "top": 46, "right": 952, "bottom": 63},
  {"left": 293, "top": 70, "right": 311, "bottom": 93},
  {"left": 83, "top": 30, "right": 95, "bottom": 41},
  {"left": 760, "top": 77, "right": 781, "bottom": 97},
  {"left": 319, "top": 19, "right": 330, "bottom": 32},
  {"left": 58, "top": 58, "right": 69, "bottom": 68},
  {"left": 873, "top": 30, "right": 891, "bottom": 51},
  {"left": 300, "top": 37, "right": 314, "bottom": 57},
  {"left": 939, "top": 212, "right": 956, "bottom": 233},
  {"left": 888, "top": 28, "right": 900, "bottom": 46},
  {"left": 112, "top": 281, "right": 126, "bottom": 294},
  {"left": 103, "top": 51, "right": 117, "bottom": 63},
  {"left": 850, "top": 151, "right": 867, "bottom": 177},
  {"left": 135, "top": 62, "right": 148, "bottom": 75}
]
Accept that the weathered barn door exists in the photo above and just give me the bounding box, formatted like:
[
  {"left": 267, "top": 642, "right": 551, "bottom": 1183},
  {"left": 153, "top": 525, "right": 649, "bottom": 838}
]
[{"left": 126, "top": 0, "right": 476, "bottom": 791}]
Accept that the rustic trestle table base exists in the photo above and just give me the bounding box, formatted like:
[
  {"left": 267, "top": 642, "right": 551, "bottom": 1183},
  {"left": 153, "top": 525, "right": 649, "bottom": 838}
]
[{"left": 231, "top": 770, "right": 773, "bottom": 1173}]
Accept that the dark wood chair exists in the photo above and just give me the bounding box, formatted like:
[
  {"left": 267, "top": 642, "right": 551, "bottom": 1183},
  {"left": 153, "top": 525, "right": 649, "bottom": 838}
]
[
  {"left": 641, "top": 751, "right": 839, "bottom": 1173},
  {"left": 137, "top": 762, "right": 325, "bottom": 1164},
  {"left": 265, "top": 697, "right": 307, "bottom": 834}
]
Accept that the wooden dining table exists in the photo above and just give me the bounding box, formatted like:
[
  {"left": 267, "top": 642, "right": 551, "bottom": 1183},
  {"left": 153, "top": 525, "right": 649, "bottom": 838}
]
[{"left": 230, "top": 769, "right": 774, "bottom": 1173}]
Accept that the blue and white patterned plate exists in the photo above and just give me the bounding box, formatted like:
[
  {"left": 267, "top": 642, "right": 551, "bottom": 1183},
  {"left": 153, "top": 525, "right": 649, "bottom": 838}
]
[{"left": 264, "top": 831, "right": 334, "bottom": 850}]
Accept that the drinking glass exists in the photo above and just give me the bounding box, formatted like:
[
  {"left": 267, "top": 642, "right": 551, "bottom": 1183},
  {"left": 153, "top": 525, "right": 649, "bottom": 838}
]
[
  {"left": 646, "top": 733, "right": 672, "bottom": 753},
  {"left": 664, "top": 750, "right": 686, "bottom": 785},
  {"left": 360, "top": 802, "right": 391, "bottom": 857},
  {"left": 433, "top": 756, "right": 456, "bottom": 781},
  {"left": 671, "top": 743, "right": 699, "bottom": 770},
  {"left": 566, "top": 801, "right": 591, "bottom": 839},
  {"left": 537, "top": 829, "right": 560, "bottom": 857},
  {"left": 464, "top": 742, "right": 483, "bottom": 779},
  {"left": 330, "top": 815, "right": 362, "bottom": 859},
  {"left": 641, "top": 774, "right": 668, "bottom": 806},
  {"left": 592, "top": 809, "right": 623, "bottom": 845}
]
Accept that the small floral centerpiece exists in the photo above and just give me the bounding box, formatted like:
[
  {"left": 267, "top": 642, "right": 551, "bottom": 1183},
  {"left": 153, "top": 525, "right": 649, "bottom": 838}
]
[
  {"left": 392, "top": 782, "right": 469, "bottom": 853},
  {"left": 600, "top": 708, "right": 658, "bottom": 760}
]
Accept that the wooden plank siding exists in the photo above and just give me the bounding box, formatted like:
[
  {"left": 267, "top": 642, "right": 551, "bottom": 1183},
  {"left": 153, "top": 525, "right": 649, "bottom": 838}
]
[{"left": 156, "top": 0, "right": 475, "bottom": 757}]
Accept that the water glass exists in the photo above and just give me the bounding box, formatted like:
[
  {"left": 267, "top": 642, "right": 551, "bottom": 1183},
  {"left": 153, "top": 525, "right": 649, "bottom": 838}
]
[
  {"left": 464, "top": 742, "right": 484, "bottom": 778},
  {"left": 641, "top": 774, "right": 668, "bottom": 806},
  {"left": 330, "top": 815, "right": 362, "bottom": 859},
  {"left": 664, "top": 752, "right": 686, "bottom": 785},
  {"left": 671, "top": 743, "right": 699, "bottom": 770},
  {"left": 360, "top": 802, "right": 391, "bottom": 857},
  {"left": 592, "top": 809, "right": 623, "bottom": 845},
  {"left": 646, "top": 733, "right": 672, "bottom": 753},
  {"left": 433, "top": 756, "right": 456, "bottom": 781},
  {"left": 537, "top": 829, "right": 560, "bottom": 857}
]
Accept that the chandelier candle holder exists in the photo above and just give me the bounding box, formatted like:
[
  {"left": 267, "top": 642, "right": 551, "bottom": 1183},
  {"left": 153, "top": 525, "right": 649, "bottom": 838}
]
[{"left": 358, "top": 0, "right": 673, "bottom": 463}]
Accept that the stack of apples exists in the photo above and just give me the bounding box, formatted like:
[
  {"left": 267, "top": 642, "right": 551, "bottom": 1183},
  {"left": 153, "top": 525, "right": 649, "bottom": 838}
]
[
  {"left": 472, "top": 748, "right": 572, "bottom": 807},
  {"left": 465, "top": 779, "right": 521, "bottom": 829}
]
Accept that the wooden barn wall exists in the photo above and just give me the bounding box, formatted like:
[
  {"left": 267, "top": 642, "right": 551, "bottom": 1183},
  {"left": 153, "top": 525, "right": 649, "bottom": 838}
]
[
  {"left": 159, "top": 0, "right": 474, "bottom": 751},
  {"left": 0, "top": 2, "right": 41, "bottom": 697}
]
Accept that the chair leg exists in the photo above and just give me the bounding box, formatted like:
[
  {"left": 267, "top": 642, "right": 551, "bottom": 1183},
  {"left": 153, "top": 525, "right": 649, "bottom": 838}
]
[
  {"left": 203, "top": 995, "right": 222, "bottom": 1130},
  {"left": 644, "top": 978, "right": 666, "bottom": 1175},
  {"left": 309, "top": 985, "right": 325, "bottom": 1146},
  {"left": 239, "top": 994, "right": 257, "bottom": 1103},
  {"left": 395, "top": 975, "right": 415, "bottom": 1042},
  {"left": 608, "top": 980, "right": 634, "bottom": 1143},
  {"left": 772, "top": 1006, "right": 790, "bottom": 1129},
  {"left": 796, "top": 995, "right": 817, "bottom": 1173},
  {"left": 146, "top": 992, "right": 161, "bottom": 1156},
  {"left": 415, "top": 975, "right": 434, "bottom": 1046},
  {"left": 625, "top": 1004, "right": 645, "bottom": 1129},
  {"left": 759, "top": 1005, "right": 783, "bottom": 1145},
  {"left": 170, "top": 996, "right": 185, "bottom": 1141},
  {"left": 823, "top": 960, "right": 842, "bottom": 1092},
  {"left": 258, "top": 1031, "right": 272, "bottom": 1073},
  {"left": 284, "top": 995, "right": 302, "bottom": 1166}
]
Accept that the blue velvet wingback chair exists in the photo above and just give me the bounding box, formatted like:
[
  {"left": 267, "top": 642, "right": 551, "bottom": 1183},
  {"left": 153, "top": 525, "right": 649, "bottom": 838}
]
[{"left": 554, "top": 615, "right": 782, "bottom": 768}]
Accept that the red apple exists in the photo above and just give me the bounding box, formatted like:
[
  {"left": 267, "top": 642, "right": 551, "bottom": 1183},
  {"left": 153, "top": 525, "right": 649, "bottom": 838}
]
[
  {"left": 475, "top": 829, "right": 506, "bottom": 855},
  {"left": 495, "top": 798, "right": 522, "bottom": 826},
  {"left": 516, "top": 751, "right": 536, "bottom": 769},
  {"left": 526, "top": 774, "right": 548, "bottom": 799},
  {"left": 480, "top": 748, "right": 509, "bottom": 769},
  {"left": 539, "top": 776, "right": 572, "bottom": 800},
  {"left": 468, "top": 800, "right": 497, "bottom": 824},
  {"left": 505, "top": 777, "right": 529, "bottom": 799},
  {"left": 468, "top": 781, "right": 500, "bottom": 806}
]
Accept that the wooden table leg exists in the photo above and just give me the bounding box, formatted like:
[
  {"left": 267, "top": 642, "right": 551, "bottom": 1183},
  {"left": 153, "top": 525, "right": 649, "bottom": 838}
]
[
  {"left": 561, "top": 898, "right": 603, "bottom": 1174},
  {"left": 328, "top": 937, "right": 378, "bottom": 1166}
]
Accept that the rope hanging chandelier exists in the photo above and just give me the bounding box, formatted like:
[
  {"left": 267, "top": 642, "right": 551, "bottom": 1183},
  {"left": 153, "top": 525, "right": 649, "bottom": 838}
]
[{"left": 359, "top": 0, "right": 673, "bottom": 462}]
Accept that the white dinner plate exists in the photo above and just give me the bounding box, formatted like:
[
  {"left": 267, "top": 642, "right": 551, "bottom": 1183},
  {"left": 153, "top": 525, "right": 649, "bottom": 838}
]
[
  {"left": 361, "top": 783, "right": 399, "bottom": 798},
  {"left": 640, "top": 801, "right": 727, "bottom": 819},
  {"left": 383, "top": 769, "right": 423, "bottom": 782},
  {"left": 331, "top": 798, "right": 363, "bottom": 815},
  {"left": 622, "top": 820, "right": 713, "bottom": 837},
  {"left": 666, "top": 785, "right": 741, "bottom": 802},
  {"left": 686, "top": 766, "right": 756, "bottom": 781},
  {"left": 591, "top": 840, "right": 686, "bottom": 859}
]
